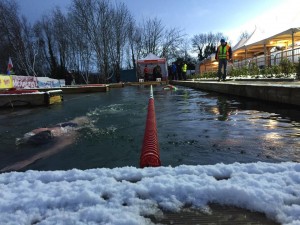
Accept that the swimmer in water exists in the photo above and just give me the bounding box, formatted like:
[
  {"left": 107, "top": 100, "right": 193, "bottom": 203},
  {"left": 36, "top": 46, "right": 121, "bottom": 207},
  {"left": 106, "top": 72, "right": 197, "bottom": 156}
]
[
  {"left": 16, "top": 116, "right": 89, "bottom": 146},
  {"left": 162, "top": 84, "right": 177, "bottom": 91},
  {"left": 1, "top": 116, "right": 91, "bottom": 173}
]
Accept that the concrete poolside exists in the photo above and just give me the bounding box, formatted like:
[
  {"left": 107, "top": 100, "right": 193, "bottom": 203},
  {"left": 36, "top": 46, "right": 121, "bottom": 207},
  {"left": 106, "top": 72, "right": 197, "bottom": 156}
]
[{"left": 170, "top": 79, "right": 300, "bottom": 106}]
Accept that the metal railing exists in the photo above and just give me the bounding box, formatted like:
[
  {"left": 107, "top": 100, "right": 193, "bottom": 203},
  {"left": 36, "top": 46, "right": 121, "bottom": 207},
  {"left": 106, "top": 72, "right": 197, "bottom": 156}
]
[
  {"left": 233, "top": 47, "right": 300, "bottom": 69},
  {"left": 199, "top": 47, "right": 300, "bottom": 75}
]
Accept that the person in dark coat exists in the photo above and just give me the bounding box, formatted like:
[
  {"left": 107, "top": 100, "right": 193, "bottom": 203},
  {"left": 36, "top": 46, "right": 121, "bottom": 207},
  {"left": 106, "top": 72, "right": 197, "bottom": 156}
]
[
  {"left": 65, "top": 71, "right": 73, "bottom": 85},
  {"left": 171, "top": 62, "right": 177, "bottom": 80},
  {"left": 177, "top": 62, "right": 182, "bottom": 80}
]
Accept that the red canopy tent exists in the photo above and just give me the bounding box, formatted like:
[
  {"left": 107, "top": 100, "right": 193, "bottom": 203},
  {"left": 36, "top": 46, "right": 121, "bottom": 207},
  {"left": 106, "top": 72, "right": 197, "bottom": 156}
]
[{"left": 136, "top": 53, "right": 168, "bottom": 81}]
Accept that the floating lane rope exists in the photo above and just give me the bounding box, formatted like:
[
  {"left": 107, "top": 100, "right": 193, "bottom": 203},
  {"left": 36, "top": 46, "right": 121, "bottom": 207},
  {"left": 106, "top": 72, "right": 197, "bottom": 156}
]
[{"left": 140, "top": 85, "right": 161, "bottom": 168}]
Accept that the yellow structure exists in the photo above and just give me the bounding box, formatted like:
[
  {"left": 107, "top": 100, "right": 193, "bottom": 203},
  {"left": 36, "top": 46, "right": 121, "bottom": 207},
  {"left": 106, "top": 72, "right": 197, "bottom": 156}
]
[{"left": 0, "top": 75, "right": 13, "bottom": 89}]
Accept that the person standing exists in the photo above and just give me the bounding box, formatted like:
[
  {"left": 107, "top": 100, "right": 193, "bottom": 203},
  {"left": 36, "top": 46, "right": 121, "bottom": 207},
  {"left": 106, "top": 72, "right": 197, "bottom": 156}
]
[
  {"left": 155, "top": 64, "right": 162, "bottom": 79},
  {"left": 65, "top": 71, "right": 73, "bottom": 85},
  {"left": 177, "top": 62, "right": 182, "bottom": 80},
  {"left": 153, "top": 64, "right": 162, "bottom": 80},
  {"left": 215, "top": 38, "right": 232, "bottom": 81},
  {"left": 171, "top": 62, "right": 177, "bottom": 80},
  {"left": 181, "top": 62, "right": 187, "bottom": 80},
  {"left": 144, "top": 65, "right": 149, "bottom": 81}
]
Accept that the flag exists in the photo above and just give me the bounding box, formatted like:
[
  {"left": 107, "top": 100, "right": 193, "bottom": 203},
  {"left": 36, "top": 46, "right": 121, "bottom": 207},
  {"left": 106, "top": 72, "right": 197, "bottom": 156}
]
[{"left": 7, "top": 57, "right": 13, "bottom": 75}]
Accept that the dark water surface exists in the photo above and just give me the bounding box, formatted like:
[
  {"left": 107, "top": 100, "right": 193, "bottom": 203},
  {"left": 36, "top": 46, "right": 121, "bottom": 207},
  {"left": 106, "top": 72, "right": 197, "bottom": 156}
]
[{"left": 0, "top": 85, "right": 300, "bottom": 171}]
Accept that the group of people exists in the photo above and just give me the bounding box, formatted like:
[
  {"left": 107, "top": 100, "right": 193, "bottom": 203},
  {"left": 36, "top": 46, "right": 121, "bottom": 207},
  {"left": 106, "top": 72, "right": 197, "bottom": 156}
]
[
  {"left": 168, "top": 38, "right": 232, "bottom": 82},
  {"left": 143, "top": 64, "right": 162, "bottom": 81},
  {"left": 140, "top": 38, "right": 232, "bottom": 82},
  {"left": 168, "top": 62, "right": 187, "bottom": 81},
  {"left": 154, "top": 38, "right": 232, "bottom": 82}
]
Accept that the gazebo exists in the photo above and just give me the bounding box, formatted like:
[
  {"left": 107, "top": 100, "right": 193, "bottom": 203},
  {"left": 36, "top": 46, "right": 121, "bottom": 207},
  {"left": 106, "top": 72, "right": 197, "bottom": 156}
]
[{"left": 136, "top": 53, "right": 168, "bottom": 81}]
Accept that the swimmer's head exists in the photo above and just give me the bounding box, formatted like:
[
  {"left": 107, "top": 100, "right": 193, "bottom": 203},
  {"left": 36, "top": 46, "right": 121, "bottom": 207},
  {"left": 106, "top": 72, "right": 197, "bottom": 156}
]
[
  {"left": 59, "top": 122, "right": 78, "bottom": 128},
  {"left": 27, "top": 130, "right": 53, "bottom": 145},
  {"left": 53, "top": 116, "right": 90, "bottom": 130},
  {"left": 16, "top": 130, "right": 53, "bottom": 146}
]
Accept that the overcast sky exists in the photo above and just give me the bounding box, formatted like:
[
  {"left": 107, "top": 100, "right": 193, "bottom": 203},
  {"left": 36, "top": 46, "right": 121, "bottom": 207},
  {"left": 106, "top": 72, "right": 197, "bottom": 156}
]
[{"left": 16, "top": 0, "right": 300, "bottom": 44}]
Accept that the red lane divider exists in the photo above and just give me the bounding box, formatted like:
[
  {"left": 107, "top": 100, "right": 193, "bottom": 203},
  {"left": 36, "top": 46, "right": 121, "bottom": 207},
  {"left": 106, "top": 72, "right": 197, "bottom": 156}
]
[{"left": 140, "top": 86, "right": 161, "bottom": 168}]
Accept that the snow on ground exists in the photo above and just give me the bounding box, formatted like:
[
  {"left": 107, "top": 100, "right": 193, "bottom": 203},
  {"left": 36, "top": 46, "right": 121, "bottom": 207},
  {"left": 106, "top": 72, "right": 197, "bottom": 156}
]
[{"left": 0, "top": 162, "right": 300, "bottom": 225}]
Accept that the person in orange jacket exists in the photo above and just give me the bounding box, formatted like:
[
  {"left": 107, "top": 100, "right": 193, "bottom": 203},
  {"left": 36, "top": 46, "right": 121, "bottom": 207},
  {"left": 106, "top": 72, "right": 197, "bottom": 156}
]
[{"left": 215, "top": 38, "right": 232, "bottom": 81}]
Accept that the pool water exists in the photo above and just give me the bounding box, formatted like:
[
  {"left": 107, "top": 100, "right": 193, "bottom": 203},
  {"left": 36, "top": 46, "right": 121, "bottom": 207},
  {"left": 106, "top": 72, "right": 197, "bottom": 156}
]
[{"left": 0, "top": 85, "right": 300, "bottom": 171}]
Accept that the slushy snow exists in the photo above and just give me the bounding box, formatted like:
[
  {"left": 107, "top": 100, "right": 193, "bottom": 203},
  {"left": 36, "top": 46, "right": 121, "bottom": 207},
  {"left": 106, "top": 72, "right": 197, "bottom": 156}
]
[{"left": 0, "top": 162, "right": 299, "bottom": 225}]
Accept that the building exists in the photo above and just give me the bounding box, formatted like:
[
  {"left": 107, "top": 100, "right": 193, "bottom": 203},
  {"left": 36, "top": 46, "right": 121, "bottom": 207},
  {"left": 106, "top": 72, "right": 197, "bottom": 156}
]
[{"left": 198, "top": 27, "right": 300, "bottom": 75}]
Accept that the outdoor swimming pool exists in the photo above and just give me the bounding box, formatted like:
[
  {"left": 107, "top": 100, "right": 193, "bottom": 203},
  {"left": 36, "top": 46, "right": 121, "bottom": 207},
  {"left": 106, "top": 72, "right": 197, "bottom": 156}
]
[{"left": 0, "top": 85, "right": 300, "bottom": 171}]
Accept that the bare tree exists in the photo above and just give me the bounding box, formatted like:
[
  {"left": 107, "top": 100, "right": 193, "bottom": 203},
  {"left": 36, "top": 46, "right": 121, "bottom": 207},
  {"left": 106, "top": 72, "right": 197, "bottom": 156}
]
[
  {"left": 133, "top": 16, "right": 185, "bottom": 63},
  {"left": 127, "top": 19, "right": 143, "bottom": 70},
  {"left": 141, "top": 17, "right": 164, "bottom": 56},
  {"left": 161, "top": 27, "right": 185, "bottom": 62},
  {"left": 32, "top": 23, "right": 50, "bottom": 77},
  {"left": 68, "top": 13, "right": 93, "bottom": 84},
  {"left": 191, "top": 32, "right": 227, "bottom": 61},
  {"left": 191, "top": 33, "right": 211, "bottom": 61},
  {"left": 178, "top": 39, "right": 191, "bottom": 61},
  {"left": 70, "top": 0, "right": 133, "bottom": 83},
  {"left": 0, "top": 0, "right": 38, "bottom": 75},
  {"left": 35, "top": 16, "right": 61, "bottom": 78},
  {"left": 108, "top": 1, "right": 131, "bottom": 82},
  {"left": 52, "top": 8, "right": 70, "bottom": 74},
  {"left": 71, "top": 0, "right": 114, "bottom": 82}
]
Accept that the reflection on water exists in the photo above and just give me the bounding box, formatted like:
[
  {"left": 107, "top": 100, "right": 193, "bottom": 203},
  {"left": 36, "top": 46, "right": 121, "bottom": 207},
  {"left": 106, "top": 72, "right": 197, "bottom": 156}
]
[
  {"left": 216, "top": 97, "right": 231, "bottom": 121},
  {"left": 0, "top": 86, "right": 300, "bottom": 171}
]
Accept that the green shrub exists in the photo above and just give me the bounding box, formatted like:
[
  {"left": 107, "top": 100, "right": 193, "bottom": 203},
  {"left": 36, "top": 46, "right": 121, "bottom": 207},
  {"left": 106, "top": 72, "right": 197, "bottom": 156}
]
[
  {"left": 202, "top": 71, "right": 218, "bottom": 78},
  {"left": 264, "top": 66, "right": 273, "bottom": 76},
  {"left": 260, "top": 67, "right": 272, "bottom": 77},
  {"left": 228, "top": 67, "right": 238, "bottom": 77},
  {"left": 279, "top": 58, "right": 295, "bottom": 77},
  {"left": 227, "top": 66, "right": 249, "bottom": 78},
  {"left": 240, "top": 66, "right": 249, "bottom": 76},
  {"left": 260, "top": 67, "right": 266, "bottom": 75},
  {"left": 249, "top": 63, "right": 260, "bottom": 75},
  {"left": 272, "top": 65, "right": 282, "bottom": 77}
]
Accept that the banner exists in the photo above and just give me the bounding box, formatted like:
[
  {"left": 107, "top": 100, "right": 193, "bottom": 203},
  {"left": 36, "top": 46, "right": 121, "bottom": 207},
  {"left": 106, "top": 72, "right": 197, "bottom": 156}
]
[
  {"left": 1, "top": 75, "right": 64, "bottom": 89},
  {"left": 0, "top": 75, "right": 13, "bottom": 89},
  {"left": 58, "top": 79, "right": 65, "bottom": 87},
  {"left": 12, "top": 75, "right": 38, "bottom": 89},
  {"left": 37, "top": 77, "right": 61, "bottom": 88}
]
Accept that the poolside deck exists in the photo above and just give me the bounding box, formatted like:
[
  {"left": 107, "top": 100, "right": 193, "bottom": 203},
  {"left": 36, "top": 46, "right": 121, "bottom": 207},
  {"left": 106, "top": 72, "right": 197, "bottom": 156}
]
[
  {"left": 31, "top": 85, "right": 109, "bottom": 94},
  {"left": 0, "top": 90, "right": 63, "bottom": 108},
  {"left": 170, "top": 79, "right": 300, "bottom": 106}
]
